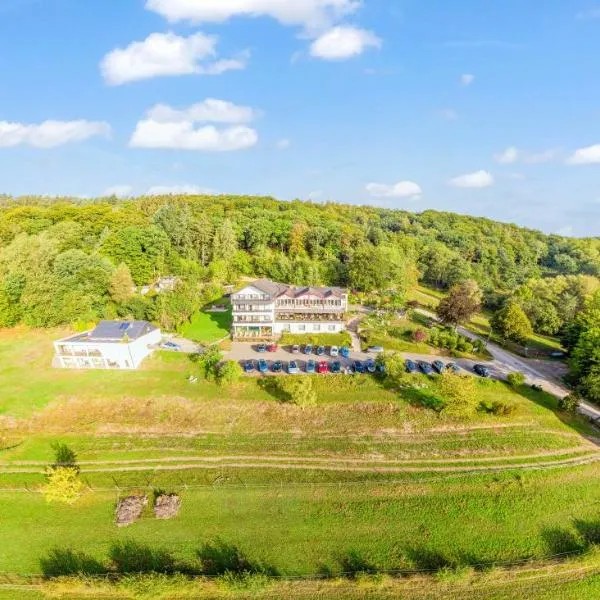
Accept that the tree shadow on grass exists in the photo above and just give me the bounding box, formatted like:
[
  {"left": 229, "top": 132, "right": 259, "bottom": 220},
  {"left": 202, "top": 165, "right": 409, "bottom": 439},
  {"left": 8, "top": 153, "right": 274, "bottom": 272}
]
[
  {"left": 196, "top": 538, "right": 278, "bottom": 577},
  {"left": 257, "top": 378, "right": 291, "bottom": 403},
  {"left": 109, "top": 540, "right": 177, "bottom": 574},
  {"left": 337, "top": 550, "right": 377, "bottom": 579},
  {"left": 573, "top": 518, "right": 600, "bottom": 546},
  {"left": 405, "top": 546, "right": 456, "bottom": 572},
  {"left": 40, "top": 548, "right": 106, "bottom": 577},
  {"left": 540, "top": 527, "right": 586, "bottom": 555}
]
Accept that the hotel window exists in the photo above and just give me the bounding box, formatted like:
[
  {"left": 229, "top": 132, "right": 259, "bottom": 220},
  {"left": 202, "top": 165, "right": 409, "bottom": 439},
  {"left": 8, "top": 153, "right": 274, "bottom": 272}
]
[
  {"left": 313, "top": 324, "right": 321, "bottom": 332},
  {"left": 328, "top": 325, "right": 336, "bottom": 332},
  {"left": 298, "top": 325, "right": 306, "bottom": 332}
]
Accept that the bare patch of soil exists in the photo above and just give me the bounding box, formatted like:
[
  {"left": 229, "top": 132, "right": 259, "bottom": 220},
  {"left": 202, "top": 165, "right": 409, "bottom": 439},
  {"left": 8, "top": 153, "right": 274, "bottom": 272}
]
[
  {"left": 115, "top": 495, "right": 147, "bottom": 527},
  {"left": 153, "top": 493, "right": 181, "bottom": 519}
]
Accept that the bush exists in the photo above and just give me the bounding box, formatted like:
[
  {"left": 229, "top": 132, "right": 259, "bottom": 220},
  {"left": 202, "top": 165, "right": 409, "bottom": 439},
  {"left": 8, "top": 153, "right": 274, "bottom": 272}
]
[
  {"left": 43, "top": 466, "right": 84, "bottom": 505},
  {"left": 558, "top": 394, "right": 581, "bottom": 414},
  {"left": 507, "top": 372, "right": 526, "bottom": 388},
  {"left": 217, "top": 361, "right": 243, "bottom": 386},
  {"left": 412, "top": 328, "right": 428, "bottom": 343},
  {"left": 480, "top": 399, "right": 518, "bottom": 416}
]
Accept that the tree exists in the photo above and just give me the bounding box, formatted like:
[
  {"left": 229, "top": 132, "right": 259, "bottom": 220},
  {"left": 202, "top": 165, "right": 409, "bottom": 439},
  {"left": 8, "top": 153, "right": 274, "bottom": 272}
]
[
  {"left": 491, "top": 302, "right": 533, "bottom": 343},
  {"left": 558, "top": 394, "right": 581, "bottom": 414},
  {"left": 507, "top": 372, "right": 526, "bottom": 388},
  {"left": 438, "top": 374, "right": 479, "bottom": 417},
  {"left": 436, "top": 280, "right": 482, "bottom": 327},
  {"left": 197, "top": 346, "right": 223, "bottom": 379},
  {"left": 42, "top": 467, "right": 84, "bottom": 505},
  {"left": 109, "top": 263, "right": 135, "bottom": 304},
  {"left": 282, "top": 377, "right": 317, "bottom": 407},
  {"left": 212, "top": 219, "right": 238, "bottom": 263},
  {"left": 217, "top": 361, "right": 243, "bottom": 386}
]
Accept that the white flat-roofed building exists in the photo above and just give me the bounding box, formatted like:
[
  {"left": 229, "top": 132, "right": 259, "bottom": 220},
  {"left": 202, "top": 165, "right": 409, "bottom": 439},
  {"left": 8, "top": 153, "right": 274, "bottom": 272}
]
[
  {"left": 53, "top": 320, "right": 162, "bottom": 370},
  {"left": 231, "top": 279, "right": 348, "bottom": 339}
]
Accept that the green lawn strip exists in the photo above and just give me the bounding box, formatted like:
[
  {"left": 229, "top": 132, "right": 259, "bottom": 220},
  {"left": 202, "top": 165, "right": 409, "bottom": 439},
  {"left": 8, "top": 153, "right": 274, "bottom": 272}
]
[
  {"left": 179, "top": 308, "right": 232, "bottom": 344},
  {"left": 3, "top": 464, "right": 600, "bottom": 576}
]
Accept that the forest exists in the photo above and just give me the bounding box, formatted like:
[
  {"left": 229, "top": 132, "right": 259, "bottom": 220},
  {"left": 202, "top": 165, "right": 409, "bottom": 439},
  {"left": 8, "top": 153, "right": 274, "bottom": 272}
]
[{"left": 0, "top": 193, "right": 599, "bottom": 402}]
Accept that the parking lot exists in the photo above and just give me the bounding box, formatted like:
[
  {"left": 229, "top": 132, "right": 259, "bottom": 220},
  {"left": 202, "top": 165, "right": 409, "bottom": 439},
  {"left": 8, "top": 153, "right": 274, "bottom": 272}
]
[{"left": 225, "top": 342, "right": 492, "bottom": 378}]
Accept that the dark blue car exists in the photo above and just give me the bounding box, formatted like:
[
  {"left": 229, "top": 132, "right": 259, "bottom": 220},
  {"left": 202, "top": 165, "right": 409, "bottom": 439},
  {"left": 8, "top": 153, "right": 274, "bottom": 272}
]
[
  {"left": 258, "top": 359, "right": 268, "bottom": 373},
  {"left": 304, "top": 345, "right": 314, "bottom": 355},
  {"left": 405, "top": 359, "right": 417, "bottom": 373},
  {"left": 306, "top": 360, "right": 316, "bottom": 374},
  {"left": 419, "top": 361, "right": 434, "bottom": 375},
  {"left": 316, "top": 346, "right": 325, "bottom": 356},
  {"left": 354, "top": 360, "right": 365, "bottom": 374},
  {"left": 331, "top": 361, "right": 342, "bottom": 374},
  {"left": 257, "top": 343, "right": 267, "bottom": 353},
  {"left": 340, "top": 346, "right": 351, "bottom": 358},
  {"left": 272, "top": 360, "right": 283, "bottom": 373},
  {"left": 244, "top": 361, "right": 255, "bottom": 373}
]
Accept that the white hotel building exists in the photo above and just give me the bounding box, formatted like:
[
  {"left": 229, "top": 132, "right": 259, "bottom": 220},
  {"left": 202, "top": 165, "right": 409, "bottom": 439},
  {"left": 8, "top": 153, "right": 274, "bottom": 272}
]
[{"left": 231, "top": 279, "right": 348, "bottom": 339}]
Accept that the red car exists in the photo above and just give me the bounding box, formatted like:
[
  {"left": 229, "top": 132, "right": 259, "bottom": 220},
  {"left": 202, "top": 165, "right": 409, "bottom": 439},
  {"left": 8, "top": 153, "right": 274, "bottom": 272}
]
[
  {"left": 317, "top": 361, "right": 330, "bottom": 374},
  {"left": 267, "top": 343, "right": 278, "bottom": 352}
]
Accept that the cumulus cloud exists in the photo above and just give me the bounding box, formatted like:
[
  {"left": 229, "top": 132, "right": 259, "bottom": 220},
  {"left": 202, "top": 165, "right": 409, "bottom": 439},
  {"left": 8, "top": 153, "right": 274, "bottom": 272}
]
[
  {"left": 100, "top": 32, "right": 247, "bottom": 85},
  {"left": 147, "top": 184, "right": 217, "bottom": 195},
  {"left": 147, "top": 99, "right": 257, "bottom": 124},
  {"left": 448, "top": 170, "right": 494, "bottom": 189},
  {"left": 145, "top": 0, "right": 360, "bottom": 31},
  {"left": 130, "top": 100, "right": 259, "bottom": 151},
  {"left": 460, "top": 73, "right": 475, "bottom": 86},
  {"left": 494, "top": 146, "right": 559, "bottom": 164},
  {"left": 566, "top": 144, "right": 600, "bottom": 165},
  {"left": 310, "top": 26, "right": 381, "bottom": 60},
  {"left": 0, "top": 120, "right": 111, "bottom": 148},
  {"left": 366, "top": 180, "right": 422, "bottom": 199},
  {"left": 103, "top": 185, "right": 134, "bottom": 197}
]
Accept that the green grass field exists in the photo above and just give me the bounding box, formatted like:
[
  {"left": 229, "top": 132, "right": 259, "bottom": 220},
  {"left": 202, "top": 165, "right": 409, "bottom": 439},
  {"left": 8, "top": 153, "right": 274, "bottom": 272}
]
[{"left": 0, "top": 328, "right": 597, "bottom": 598}]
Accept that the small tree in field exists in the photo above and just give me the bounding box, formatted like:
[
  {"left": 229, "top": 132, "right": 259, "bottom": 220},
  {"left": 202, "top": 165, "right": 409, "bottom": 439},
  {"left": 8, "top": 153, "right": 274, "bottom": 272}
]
[
  {"left": 558, "top": 394, "right": 581, "bottom": 415},
  {"left": 217, "top": 361, "right": 243, "bottom": 386},
  {"left": 507, "top": 372, "right": 526, "bottom": 388},
  {"left": 413, "top": 328, "right": 428, "bottom": 343},
  {"left": 491, "top": 302, "right": 533, "bottom": 343},
  {"left": 43, "top": 467, "right": 84, "bottom": 505},
  {"left": 439, "top": 374, "right": 479, "bottom": 418},
  {"left": 283, "top": 377, "right": 317, "bottom": 408}
]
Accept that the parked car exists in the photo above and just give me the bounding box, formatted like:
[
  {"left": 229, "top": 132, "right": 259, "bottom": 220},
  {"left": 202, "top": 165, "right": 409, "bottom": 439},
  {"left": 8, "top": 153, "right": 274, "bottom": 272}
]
[
  {"left": 244, "top": 361, "right": 255, "bottom": 373},
  {"left": 258, "top": 359, "right": 268, "bottom": 373},
  {"left": 330, "top": 361, "right": 342, "bottom": 374},
  {"left": 288, "top": 360, "right": 300, "bottom": 374},
  {"left": 405, "top": 359, "right": 417, "bottom": 373},
  {"left": 330, "top": 345, "right": 339, "bottom": 357},
  {"left": 376, "top": 362, "right": 386, "bottom": 374},
  {"left": 432, "top": 360, "right": 445, "bottom": 374},
  {"left": 446, "top": 362, "right": 461, "bottom": 374},
  {"left": 162, "top": 341, "right": 180, "bottom": 351},
  {"left": 354, "top": 360, "right": 365, "bottom": 374},
  {"left": 272, "top": 360, "right": 283, "bottom": 373},
  {"left": 367, "top": 346, "right": 385, "bottom": 354},
  {"left": 304, "top": 344, "right": 314, "bottom": 355},
  {"left": 306, "top": 359, "right": 316, "bottom": 374},
  {"left": 366, "top": 359, "right": 376, "bottom": 373},
  {"left": 340, "top": 346, "right": 351, "bottom": 359},
  {"left": 419, "top": 361, "right": 434, "bottom": 375},
  {"left": 473, "top": 364, "right": 490, "bottom": 378},
  {"left": 257, "top": 343, "right": 267, "bottom": 353},
  {"left": 267, "top": 343, "right": 278, "bottom": 353},
  {"left": 291, "top": 344, "right": 300, "bottom": 354},
  {"left": 316, "top": 346, "right": 325, "bottom": 356},
  {"left": 317, "top": 361, "right": 330, "bottom": 374}
]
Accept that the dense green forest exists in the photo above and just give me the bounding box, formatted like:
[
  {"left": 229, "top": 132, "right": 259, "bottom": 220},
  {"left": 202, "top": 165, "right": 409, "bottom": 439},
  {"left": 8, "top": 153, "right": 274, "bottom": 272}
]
[{"left": 0, "top": 193, "right": 599, "bottom": 402}]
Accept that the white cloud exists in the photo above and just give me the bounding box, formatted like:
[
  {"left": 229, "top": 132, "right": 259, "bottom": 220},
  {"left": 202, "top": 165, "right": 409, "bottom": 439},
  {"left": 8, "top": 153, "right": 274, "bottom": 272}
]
[
  {"left": 448, "top": 170, "right": 494, "bottom": 189},
  {"left": 366, "top": 180, "right": 422, "bottom": 199},
  {"left": 0, "top": 120, "right": 111, "bottom": 148},
  {"left": 104, "top": 185, "right": 134, "bottom": 197},
  {"left": 147, "top": 184, "right": 217, "bottom": 195},
  {"left": 310, "top": 26, "right": 381, "bottom": 60},
  {"left": 494, "top": 146, "right": 559, "bottom": 164},
  {"left": 276, "top": 138, "right": 291, "bottom": 149},
  {"left": 435, "top": 108, "right": 458, "bottom": 121},
  {"left": 566, "top": 144, "right": 600, "bottom": 165},
  {"left": 130, "top": 100, "right": 259, "bottom": 151},
  {"left": 460, "top": 73, "right": 475, "bottom": 86},
  {"left": 145, "top": 0, "right": 360, "bottom": 31},
  {"left": 100, "top": 32, "right": 247, "bottom": 85},
  {"left": 494, "top": 146, "right": 519, "bottom": 164},
  {"left": 556, "top": 225, "right": 574, "bottom": 237},
  {"left": 308, "top": 189, "right": 324, "bottom": 200},
  {"left": 147, "top": 99, "right": 257, "bottom": 124}
]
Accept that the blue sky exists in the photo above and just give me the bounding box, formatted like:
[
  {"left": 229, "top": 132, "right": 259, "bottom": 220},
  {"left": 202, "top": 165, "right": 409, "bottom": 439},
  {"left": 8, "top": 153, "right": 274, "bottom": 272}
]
[{"left": 1, "top": 0, "right": 600, "bottom": 236}]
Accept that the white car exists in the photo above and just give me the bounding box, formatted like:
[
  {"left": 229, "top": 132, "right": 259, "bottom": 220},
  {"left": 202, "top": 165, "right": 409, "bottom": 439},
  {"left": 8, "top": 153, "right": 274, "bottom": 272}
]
[{"left": 330, "top": 346, "right": 339, "bottom": 357}]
